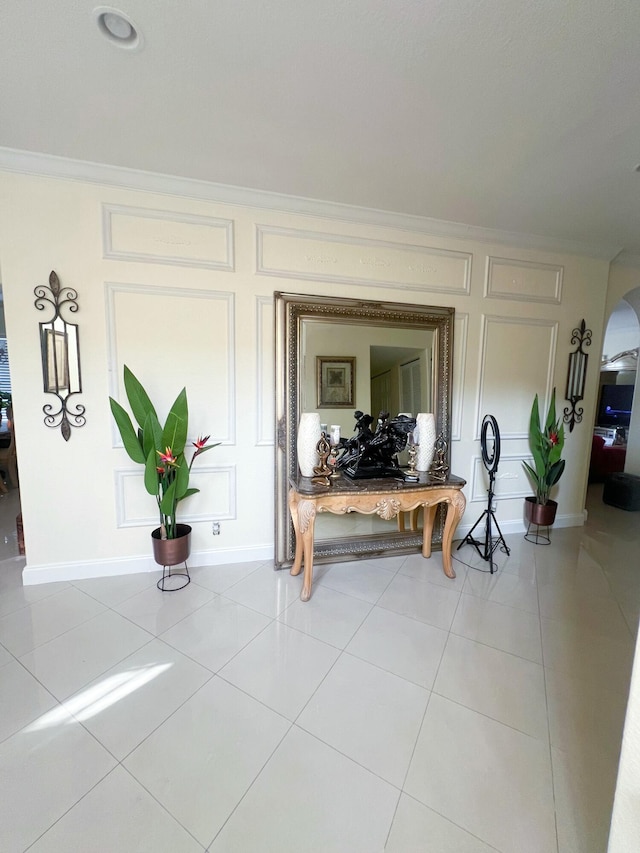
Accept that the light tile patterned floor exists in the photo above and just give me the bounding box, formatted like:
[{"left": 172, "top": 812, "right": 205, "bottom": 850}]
[{"left": 0, "top": 483, "right": 637, "bottom": 851}]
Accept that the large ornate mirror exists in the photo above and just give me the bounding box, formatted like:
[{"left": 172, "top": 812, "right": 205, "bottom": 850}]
[{"left": 275, "top": 292, "right": 454, "bottom": 568}]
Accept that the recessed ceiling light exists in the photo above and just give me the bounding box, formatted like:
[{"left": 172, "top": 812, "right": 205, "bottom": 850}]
[{"left": 93, "top": 6, "right": 143, "bottom": 51}]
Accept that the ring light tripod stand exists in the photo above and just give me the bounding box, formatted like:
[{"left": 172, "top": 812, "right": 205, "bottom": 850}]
[{"left": 457, "top": 414, "right": 510, "bottom": 573}]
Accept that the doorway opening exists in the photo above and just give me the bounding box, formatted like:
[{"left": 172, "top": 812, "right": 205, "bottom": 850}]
[{"left": 0, "top": 282, "right": 22, "bottom": 561}]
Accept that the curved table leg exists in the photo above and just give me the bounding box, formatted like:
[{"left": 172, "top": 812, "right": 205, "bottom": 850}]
[
  {"left": 421, "top": 504, "right": 438, "bottom": 558},
  {"left": 300, "top": 512, "right": 316, "bottom": 601},
  {"left": 288, "top": 489, "right": 303, "bottom": 577},
  {"left": 442, "top": 492, "right": 466, "bottom": 578},
  {"left": 289, "top": 496, "right": 317, "bottom": 601}
]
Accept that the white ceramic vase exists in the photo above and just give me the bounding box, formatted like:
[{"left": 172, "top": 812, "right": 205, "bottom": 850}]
[
  {"left": 415, "top": 413, "right": 436, "bottom": 472},
  {"left": 297, "top": 412, "right": 321, "bottom": 477}
]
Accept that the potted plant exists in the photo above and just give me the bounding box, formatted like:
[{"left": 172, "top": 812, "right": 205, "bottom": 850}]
[
  {"left": 109, "top": 366, "right": 218, "bottom": 572},
  {"left": 522, "top": 388, "right": 565, "bottom": 526}
]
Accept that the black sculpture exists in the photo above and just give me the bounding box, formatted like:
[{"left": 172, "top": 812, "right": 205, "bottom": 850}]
[{"left": 337, "top": 410, "right": 417, "bottom": 479}]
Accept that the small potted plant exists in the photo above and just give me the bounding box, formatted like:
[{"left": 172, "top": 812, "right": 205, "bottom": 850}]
[
  {"left": 109, "top": 366, "right": 218, "bottom": 573},
  {"left": 523, "top": 388, "right": 565, "bottom": 526}
]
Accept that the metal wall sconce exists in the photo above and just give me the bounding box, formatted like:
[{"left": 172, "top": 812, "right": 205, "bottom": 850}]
[
  {"left": 563, "top": 319, "right": 592, "bottom": 432},
  {"left": 34, "top": 270, "right": 85, "bottom": 441}
]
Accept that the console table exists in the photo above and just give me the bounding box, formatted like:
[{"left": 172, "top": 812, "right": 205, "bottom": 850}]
[{"left": 288, "top": 473, "right": 466, "bottom": 601}]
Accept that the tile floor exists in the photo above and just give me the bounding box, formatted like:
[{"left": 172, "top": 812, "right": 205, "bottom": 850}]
[{"left": 0, "top": 484, "right": 638, "bottom": 852}]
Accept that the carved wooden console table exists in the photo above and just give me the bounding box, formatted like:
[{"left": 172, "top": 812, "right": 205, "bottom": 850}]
[{"left": 288, "top": 473, "right": 466, "bottom": 601}]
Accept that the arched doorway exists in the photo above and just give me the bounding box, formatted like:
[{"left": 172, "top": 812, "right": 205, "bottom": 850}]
[{"left": 595, "top": 291, "right": 640, "bottom": 478}]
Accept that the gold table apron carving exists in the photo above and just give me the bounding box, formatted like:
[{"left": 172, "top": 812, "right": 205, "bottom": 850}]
[{"left": 288, "top": 476, "right": 466, "bottom": 601}]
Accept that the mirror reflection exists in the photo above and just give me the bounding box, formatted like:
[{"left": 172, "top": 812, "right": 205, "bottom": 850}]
[
  {"left": 41, "top": 316, "right": 81, "bottom": 395},
  {"left": 275, "top": 292, "right": 454, "bottom": 567},
  {"left": 302, "top": 324, "right": 436, "bottom": 542},
  {"left": 302, "top": 321, "right": 434, "bottom": 418}
]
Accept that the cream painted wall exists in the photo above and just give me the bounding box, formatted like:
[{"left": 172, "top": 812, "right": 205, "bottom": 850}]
[{"left": 0, "top": 170, "right": 611, "bottom": 585}]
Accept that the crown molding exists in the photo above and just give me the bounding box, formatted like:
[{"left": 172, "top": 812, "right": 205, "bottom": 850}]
[{"left": 0, "top": 146, "right": 622, "bottom": 260}]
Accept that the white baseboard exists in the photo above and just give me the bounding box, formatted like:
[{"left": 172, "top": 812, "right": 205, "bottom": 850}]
[
  {"left": 21, "top": 509, "right": 586, "bottom": 585},
  {"left": 22, "top": 544, "right": 275, "bottom": 585}
]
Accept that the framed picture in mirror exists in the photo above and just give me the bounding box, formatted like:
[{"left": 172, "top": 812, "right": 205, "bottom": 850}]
[{"left": 316, "top": 356, "right": 355, "bottom": 408}]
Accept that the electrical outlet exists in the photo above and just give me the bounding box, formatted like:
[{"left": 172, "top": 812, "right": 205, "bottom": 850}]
[{"left": 212, "top": 522, "right": 221, "bottom": 535}]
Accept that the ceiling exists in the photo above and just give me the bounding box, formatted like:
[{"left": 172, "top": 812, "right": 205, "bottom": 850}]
[{"left": 2, "top": 1, "right": 640, "bottom": 257}]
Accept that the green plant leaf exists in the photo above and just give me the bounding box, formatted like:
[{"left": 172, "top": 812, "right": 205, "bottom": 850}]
[
  {"left": 174, "top": 454, "right": 190, "bottom": 500},
  {"left": 160, "top": 478, "right": 177, "bottom": 516},
  {"left": 181, "top": 488, "right": 199, "bottom": 500},
  {"left": 529, "top": 441, "right": 546, "bottom": 480},
  {"left": 549, "top": 423, "right": 565, "bottom": 464},
  {"left": 142, "top": 410, "right": 162, "bottom": 459},
  {"left": 109, "top": 397, "right": 145, "bottom": 463},
  {"left": 123, "top": 366, "right": 157, "bottom": 430},
  {"left": 144, "top": 446, "right": 160, "bottom": 495},
  {"left": 545, "top": 388, "right": 557, "bottom": 434},
  {"left": 522, "top": 461, "right": 540, "bottom": 490},
  {"left": 162, "top": 388, "right": 188, "bottom": 456},
  {"left": 529, "top": 394, "right": 541, "bottom": 442},
  {"left": 547, "top": 458, "right": 566, "bottom": 487}
]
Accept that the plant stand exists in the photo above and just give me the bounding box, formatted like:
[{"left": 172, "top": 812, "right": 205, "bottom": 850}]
[
  {"left": 151, "top": 523, "right": 192, "bottom": 592},
  {"left": 523, "top": 497, "right": 557, "bottom": 545},
  {"left": 156, "top": 561, "right": 191, "bottom": 592},
  {"left": 524, "top": 521, "right": 551, "bottom": 545}
]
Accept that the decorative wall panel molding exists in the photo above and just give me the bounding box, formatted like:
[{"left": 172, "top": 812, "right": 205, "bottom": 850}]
[
  {"left": 451, "top": 312, "right": 469, "bottom": 441},
  {"left": 115, "top": 465, "right": 237, "bottom": 528},
  {"left": 256, "top": 225, "right": 472, "bottom": 294},
  {"left": 105, "top": 282, "right": 235, "bottom": 445},
  {"left": 470, "top": 454, "right": 534, "bottom": 502},
  {"left": 102, "top": 204, "right": 234, "bottom": 270},
  {"left": 474, "top": 315, "right": 558, "bottom": 439},
  {"left": 485, "top": 256, "right": 563, "bottom": 304},
  {"left": 256, "top": 296, "right": 274, "bottom": 446}
]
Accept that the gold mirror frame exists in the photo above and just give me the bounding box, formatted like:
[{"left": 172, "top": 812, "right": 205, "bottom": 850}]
[{"left": 274, "top": 292, "right": 454, "bottom": 568}]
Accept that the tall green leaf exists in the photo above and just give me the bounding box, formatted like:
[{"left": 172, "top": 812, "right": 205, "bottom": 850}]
[
  {"left": 522, "top": 461, "right": 540, "bottom": 490},
  {"left": 144, "top": 447, "right": 160, "bottom": 496},
  {"left": 545, "top": 388, "right": 557, "bottom": 433},
  {"left": 547, "top": 459, "right": 566, "bottom": 487},
  {"left": 142, "top": 410, "right": 162, "bottom": 459},
  {"left": 109, "top": 398, "right": 145, "bottom": 463},
  {"left": 160, "top": 478, "right": 178, "bottom": 516},
  {"left": 529, "top": 394, "right": 541, "bottom": 444},
  {"left": 161, "top": 388, "right": 188, "bottom": 456},
  {"left": 174, "top": 455, "right": 190, "bottom": 501},
  {"left": 124, "top": 366, "right": 157, "bottom": 430}
]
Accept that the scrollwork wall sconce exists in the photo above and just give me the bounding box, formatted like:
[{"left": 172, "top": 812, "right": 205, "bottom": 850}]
[
  {"left": 34, "top": 270, "right": 86, "bottom": 441},
  {"left": 563, "top": 319, "right": 592, "bottom": 433}
]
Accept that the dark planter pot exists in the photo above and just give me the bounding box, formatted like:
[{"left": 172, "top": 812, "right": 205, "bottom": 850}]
[
  {"left": 151, "top": 524, "right": 192, "bottom": 591},
  {"left": 524, "top": 496, "right": 558, "bottom": 527}
]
